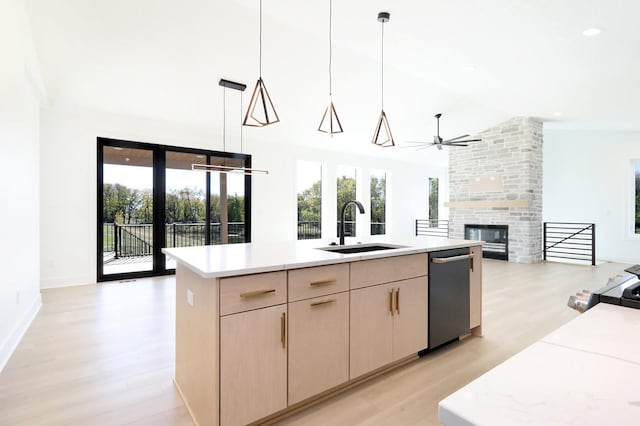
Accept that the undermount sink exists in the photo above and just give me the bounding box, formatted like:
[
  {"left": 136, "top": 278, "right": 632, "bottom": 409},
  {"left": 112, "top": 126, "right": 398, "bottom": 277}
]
[{"left": 316, "top": 243, "right": 407, "bottom": 254}]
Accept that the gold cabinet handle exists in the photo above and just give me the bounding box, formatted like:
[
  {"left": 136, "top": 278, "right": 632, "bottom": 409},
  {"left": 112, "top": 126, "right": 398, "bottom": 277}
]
[
  {"left": 240, "top": 288, "right": 276, "bottom": 298},
  {"left": 310, "top": 298, "right": 336, "bottom": 307},
  {"left": 310, "top": 279, "right": 337, "bottom": 287},
  {"left": 395, "top": 289, "right": 400, "bottom": 315},
  {"left": 470, "top": 256, "right": 474, "bottom": 272},
  {"left": 389, "top": 290, "right": 394, "bottom": 316},
  {"left": 281, "top": 312, "right": 286, "bottom": 349}
]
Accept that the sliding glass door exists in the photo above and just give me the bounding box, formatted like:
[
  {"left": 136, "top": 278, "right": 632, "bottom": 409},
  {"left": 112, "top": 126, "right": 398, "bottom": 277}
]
[{"left": 98, "top": 138, "right": 252, "bottom": 282}]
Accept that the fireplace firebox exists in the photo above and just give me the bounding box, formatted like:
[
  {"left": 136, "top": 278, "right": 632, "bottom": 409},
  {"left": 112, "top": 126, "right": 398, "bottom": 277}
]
[{"left": 464, "top": 224, "right": 508, "bottom": 261}]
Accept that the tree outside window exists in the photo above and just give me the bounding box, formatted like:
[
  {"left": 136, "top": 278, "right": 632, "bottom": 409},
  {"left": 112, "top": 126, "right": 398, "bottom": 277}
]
[
  {"left": 428, "top": 178, "right": 439, "bottom": 222},
  {"left": 337, "top": 166, "right": 357, "bottom": 238},
  {"left": 297, "top": 161, "right": 322, "bottom": 240},
  {"left": 635, "top": 161, "right": 640, "bottom": 234},
  {"left": 370, "top": 171, "right": 387, "bottom": 235}
]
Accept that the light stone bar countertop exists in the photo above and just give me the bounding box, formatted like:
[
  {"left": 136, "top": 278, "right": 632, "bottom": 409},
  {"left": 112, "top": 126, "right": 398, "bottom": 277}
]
[
  {"left": 438, "top": 303, "right": 640, "bottom": 425},
  {"left": 162, "top": 237, "right": 481, "bottom": 278}
]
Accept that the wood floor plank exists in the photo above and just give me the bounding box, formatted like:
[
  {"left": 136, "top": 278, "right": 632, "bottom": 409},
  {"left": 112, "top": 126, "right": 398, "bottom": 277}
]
[{"left": 0, "top": 261, "right": 629, "bottom": 425}]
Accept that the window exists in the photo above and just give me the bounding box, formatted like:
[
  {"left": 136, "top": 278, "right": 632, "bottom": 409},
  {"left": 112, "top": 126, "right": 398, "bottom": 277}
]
[
  {"left": 370, "top": 170, "right": 387, "bottom": 235},
  {"left": 635, "top": 161, "right": 640, "bottom": 235},
  {"left": 297, "top": 161, "right": 322, "bottom": 240},
  {"left": 98, "top": 138, "right": 251, "bottom": 281},
  {"left": 428, "top": 177, "right": 439, "bottom": 221},
  {"left": 337, "top": 165, "right": 357, "bottom": 238}
]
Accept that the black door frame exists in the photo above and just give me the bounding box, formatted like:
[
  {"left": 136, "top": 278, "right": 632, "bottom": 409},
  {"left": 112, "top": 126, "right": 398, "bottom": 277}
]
[{"left": 97, "top": 137, "right": 252, "bottom": 282}]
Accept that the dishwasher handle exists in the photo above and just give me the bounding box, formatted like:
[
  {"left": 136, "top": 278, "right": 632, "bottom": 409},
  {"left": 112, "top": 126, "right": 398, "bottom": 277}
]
[{"left": 431, "top": 253, "right": 474, "bottom": 264}]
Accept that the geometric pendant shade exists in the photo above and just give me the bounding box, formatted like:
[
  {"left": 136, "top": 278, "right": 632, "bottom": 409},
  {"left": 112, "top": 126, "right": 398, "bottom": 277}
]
[
  {"left": 318, "top": 98, "right": 344, "bottom": 135},
  {"left": 243, "top": 77, "right": 280, "bottom": 127},
  {"left": 371, "top": 11, "right": 394, "bottom": 148},
  {"left": 372, "top": 110, "right": 394, "bottom": 147}
]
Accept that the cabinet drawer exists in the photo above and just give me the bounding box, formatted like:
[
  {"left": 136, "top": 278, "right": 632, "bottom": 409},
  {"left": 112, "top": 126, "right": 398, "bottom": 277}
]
[
  {"left": 219, "top": 271, "right": 287, "bottom": 316},
  {"left": 350, "top": 253, "right": 427, "bottom": 290},
  {"left": 288, "top": 263, "right": 350, "bottom": 302}
]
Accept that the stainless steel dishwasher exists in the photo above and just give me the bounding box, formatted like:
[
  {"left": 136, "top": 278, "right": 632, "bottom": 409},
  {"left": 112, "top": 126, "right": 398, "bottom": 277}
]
[{"left": 428, "top": 248, "right": 471, "bottom": 349}]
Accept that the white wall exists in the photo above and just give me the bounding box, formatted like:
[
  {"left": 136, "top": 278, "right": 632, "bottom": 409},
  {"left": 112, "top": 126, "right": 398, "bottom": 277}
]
[
  {"left": 40, "top": 105, "right": 447, "bottom": 288},
  {"left": 544, "top": 127, "right": 640, "bottom": 263},
  {"left": 0, "top": 0, "right": 42, "bottom": 370}
]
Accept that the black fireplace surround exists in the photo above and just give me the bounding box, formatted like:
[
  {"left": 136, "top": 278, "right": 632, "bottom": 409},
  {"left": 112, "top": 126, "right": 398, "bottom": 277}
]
[{"left": 464, "top": 224, "right": 509, "bottom": 261}]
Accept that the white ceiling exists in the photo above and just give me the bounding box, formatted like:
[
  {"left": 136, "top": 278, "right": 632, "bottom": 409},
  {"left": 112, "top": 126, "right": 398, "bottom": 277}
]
[{"left": 24, "top": 0, "right": 640, "bottom": 158}]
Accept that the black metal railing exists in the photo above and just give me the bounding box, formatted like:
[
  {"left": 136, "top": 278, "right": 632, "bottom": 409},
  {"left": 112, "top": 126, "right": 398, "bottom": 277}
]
[
  {"left": 105, "top": 222, "right": 246, "bottom": 258},
  {"left": 371, "top": 222, "right": 386, "bottom": 235},
  {"left": 543, "top": 222, "right": 595, "bottom": 265},
  {"left": 298, "top": 221, "right": 321, "bottom": 240},
  {"left": 415, "top": 219, "right": 450, "bottom": 238},
  {"left": 115, "top": 223, "right": 153, "bottom": 258},
  {"left": 336, "top": 221, "right": 356, "bottom": 238}
]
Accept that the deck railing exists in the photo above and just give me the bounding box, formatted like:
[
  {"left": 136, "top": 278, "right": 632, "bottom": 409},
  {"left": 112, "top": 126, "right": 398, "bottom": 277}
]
[
  {"left": 415, "top": 219, "right": 450, "bottom": 238},
  {"left": 543, "top": 222, "right": 595, "bottom": 265},
  {"left": 104, "top": 222, "right": 246, "bottom": 258},
  {"left": 298, "top": 221, "right": 321, "bottom": 240}
]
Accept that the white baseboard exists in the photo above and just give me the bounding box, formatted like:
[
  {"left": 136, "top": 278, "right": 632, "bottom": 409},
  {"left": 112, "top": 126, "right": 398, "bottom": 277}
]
[{"left": 0, "top": 293, "right": 42, "bottom": 373}]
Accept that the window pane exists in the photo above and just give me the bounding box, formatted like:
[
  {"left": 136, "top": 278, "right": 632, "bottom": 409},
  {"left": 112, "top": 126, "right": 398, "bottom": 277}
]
[
  {"left": 428, "top": 177, "right": 439, "bottom": 221},
  {"left": 370, "top": 170, "right": 387, "bottom": 235},
  {"left": 297, "top": 161, "right": 322, "bottom": 240},
  {"left": 102, "top": 146, "right": 154, "bottom": 275},
  {"left": 635, "top": 161, "right": 640, "bottom": 235},
  {"left": 165, "top": 151, "right": 208, "bottom": 270},
  {"left": 337, "top": 165, "right": 357, "bottom": 238}
]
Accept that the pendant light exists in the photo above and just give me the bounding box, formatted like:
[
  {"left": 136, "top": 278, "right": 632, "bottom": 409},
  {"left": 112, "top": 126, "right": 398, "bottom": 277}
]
[
  {"left": 243, "top": 0, "right": 280, "bottom": 127},
  {"left": 192, "top": 79, "right": 269, "bottom": 175},
  {"left": 318, "top": 0, "right": 344, "bottom": 135},
  {"left": 372, "top": 11, "right": 394, "bottom": 147}
]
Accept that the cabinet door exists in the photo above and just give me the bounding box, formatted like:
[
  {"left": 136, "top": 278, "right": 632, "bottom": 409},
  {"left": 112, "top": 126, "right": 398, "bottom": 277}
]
[
  {"left": 470, "top": 245, "right": 482, "bottom": 329},
  {"left": 392, "top": 277, "right": 428, "bottom": 361},
  {"left": 350, "top": 283, "right": 394, "bottom": 379},
  {"left": 288, "top": 292, "right": 349, "bottom": 405},
  {"left": 220, "top": 304, "right": 287, "bottom": 426}
]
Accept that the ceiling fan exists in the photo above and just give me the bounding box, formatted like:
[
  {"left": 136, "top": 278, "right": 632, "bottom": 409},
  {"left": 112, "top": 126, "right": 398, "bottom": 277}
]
[{"left": 406, "top": 113, "right": 481, "bottom": 151}]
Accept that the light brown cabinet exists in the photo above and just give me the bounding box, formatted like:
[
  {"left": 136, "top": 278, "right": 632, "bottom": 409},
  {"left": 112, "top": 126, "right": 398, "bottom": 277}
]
[
  {"left": 220, "top": 304, "right": 287, "bottom": 426},
  {"left": 174, "top": 249, "right": 478, "bottom": 426},
  {"left": 288, "top": 291, "right": 349, "bottom": 405},
  {"left": 470, "top": 245, "right": 482, "bottom": 330},
  {"left": 350, "top": 276, "right": 427, "bottom": 379}
]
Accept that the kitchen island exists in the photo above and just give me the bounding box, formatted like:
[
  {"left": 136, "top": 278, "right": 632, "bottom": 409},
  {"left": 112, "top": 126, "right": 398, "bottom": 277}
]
[{"left": 163, "top": 238, "right": 482, "bottom": 426}]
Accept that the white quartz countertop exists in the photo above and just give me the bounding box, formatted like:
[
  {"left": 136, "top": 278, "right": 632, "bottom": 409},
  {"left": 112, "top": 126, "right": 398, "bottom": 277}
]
[
  {"left": 438, "top": 303, "right": 640, "bottom": 425},
  {"left": 162, "top": 237, "right": 480, "bottom": 278}
]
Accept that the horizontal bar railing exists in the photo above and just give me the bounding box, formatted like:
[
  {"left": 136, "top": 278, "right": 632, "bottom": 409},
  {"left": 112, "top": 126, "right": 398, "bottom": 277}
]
[
  {"left": 415, "top": 219, "right": 449, "bottom": 238},
  {"left": 543, "top": 222, "right": 595, "bottom": 265}
]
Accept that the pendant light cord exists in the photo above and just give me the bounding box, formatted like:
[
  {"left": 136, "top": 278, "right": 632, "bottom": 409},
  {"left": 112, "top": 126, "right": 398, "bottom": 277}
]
[
  {"left": 240, "top": 93, "right": 244, "bottom": 152},
  {"left": 259, "top": 0, "right": 262, "bottom": 78},
  {"left": 223, "top": 87, "right": 226, "bottom": 152},
  {"left": 329, "top": 0, "right": 333, "bottom": 96},
  {"left": 381, "top": 20, "right": 385, "bottom": 111}
]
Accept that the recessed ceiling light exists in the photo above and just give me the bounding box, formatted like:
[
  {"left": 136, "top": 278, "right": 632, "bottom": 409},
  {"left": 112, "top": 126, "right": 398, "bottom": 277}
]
[{"left": 582, "top": 27, "right": 602, "bottom": 37}]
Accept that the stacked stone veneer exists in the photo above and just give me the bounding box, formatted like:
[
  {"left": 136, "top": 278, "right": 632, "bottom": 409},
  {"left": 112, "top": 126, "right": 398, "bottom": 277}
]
[{"left": 448, "top": 117, "right": 543, "bottom": 263}]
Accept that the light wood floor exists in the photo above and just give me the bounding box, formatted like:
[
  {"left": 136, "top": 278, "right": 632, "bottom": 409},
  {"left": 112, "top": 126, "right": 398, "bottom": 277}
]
[{"left": 0, "top": 260, "right": 629, "bottom": 425}]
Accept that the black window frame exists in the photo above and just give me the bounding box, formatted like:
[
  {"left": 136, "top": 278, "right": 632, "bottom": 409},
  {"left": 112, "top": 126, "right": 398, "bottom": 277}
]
[{"left": 97, "top": 137, "right": 252, "bottom": 282}]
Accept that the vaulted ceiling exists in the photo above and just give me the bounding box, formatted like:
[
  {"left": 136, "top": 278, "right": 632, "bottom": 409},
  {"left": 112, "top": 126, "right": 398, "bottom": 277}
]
[{"left": 24, "top": 0, "right": 640, "bottom": 159}]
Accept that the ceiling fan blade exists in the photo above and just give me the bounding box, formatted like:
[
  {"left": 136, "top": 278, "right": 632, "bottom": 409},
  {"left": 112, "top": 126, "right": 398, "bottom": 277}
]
[
  {"left": 444, "top": 134, "right": 470, "bottom": 143},
  {"left": 443, "top": 143, "right": 468, "bottom": 147}
]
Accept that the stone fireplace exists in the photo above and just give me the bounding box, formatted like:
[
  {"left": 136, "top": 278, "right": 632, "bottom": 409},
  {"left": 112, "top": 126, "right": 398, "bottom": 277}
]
[{"left": 448, "top": 117, "right": 543, "bottom": 263}]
